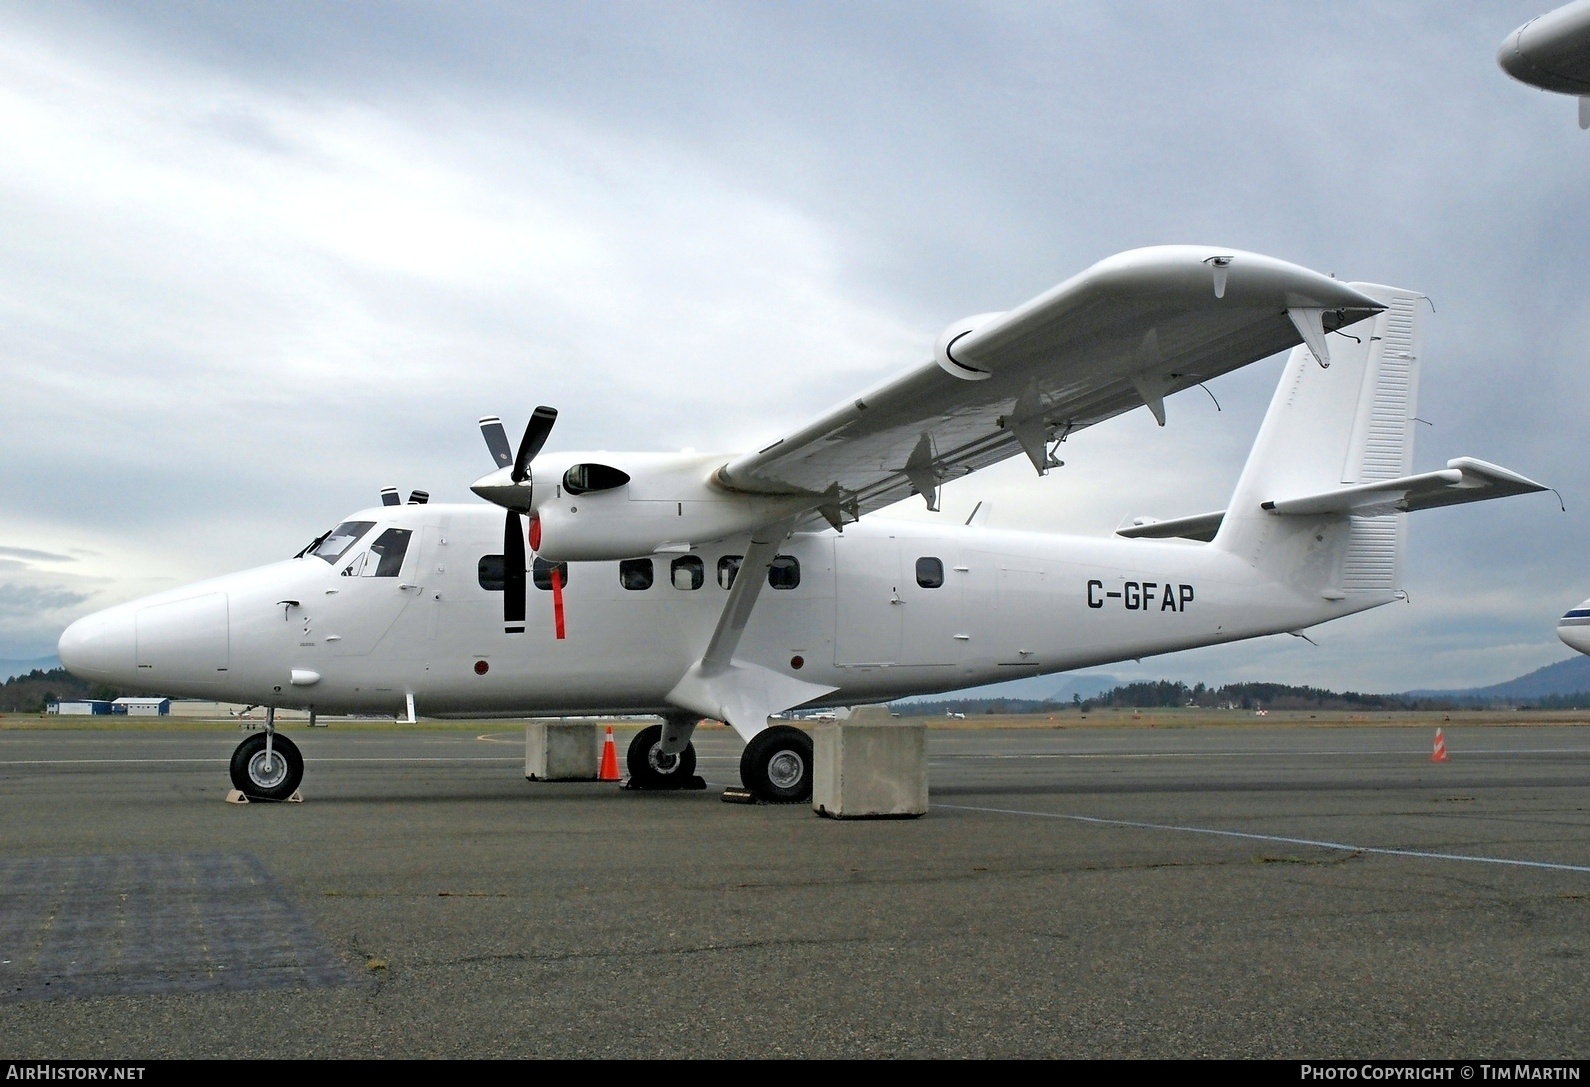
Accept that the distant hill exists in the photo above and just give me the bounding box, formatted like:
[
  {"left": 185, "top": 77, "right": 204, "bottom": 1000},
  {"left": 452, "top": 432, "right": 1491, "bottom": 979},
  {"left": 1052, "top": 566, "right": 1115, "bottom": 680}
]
[
  {"left": 1, "top": 656, "right": 60, "bottom": 682},
  {"left": 1407, "top": 654, "right": 1590, "bottom": 702}
]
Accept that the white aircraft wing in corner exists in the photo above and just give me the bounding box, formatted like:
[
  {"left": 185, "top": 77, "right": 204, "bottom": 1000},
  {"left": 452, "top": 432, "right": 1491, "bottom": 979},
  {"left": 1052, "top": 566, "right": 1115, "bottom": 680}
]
[{"left": 715, "top": 245, "right": 1385, "bottom": 523}]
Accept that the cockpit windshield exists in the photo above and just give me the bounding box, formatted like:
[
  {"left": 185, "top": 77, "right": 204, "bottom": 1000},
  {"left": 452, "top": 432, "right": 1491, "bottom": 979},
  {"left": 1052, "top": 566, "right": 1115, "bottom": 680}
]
[{"left": 307, "top": 521, "right": 375, "bottom": 565}]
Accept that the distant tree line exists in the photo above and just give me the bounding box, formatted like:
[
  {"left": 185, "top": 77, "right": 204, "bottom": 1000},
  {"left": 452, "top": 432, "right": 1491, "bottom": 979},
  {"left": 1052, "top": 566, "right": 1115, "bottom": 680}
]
[
  {"left": 892, "top": 679, "right": 1590, "bottom": 716},
  {"left": 9, "top": 665, "right": 1590, "bottom": 718}
]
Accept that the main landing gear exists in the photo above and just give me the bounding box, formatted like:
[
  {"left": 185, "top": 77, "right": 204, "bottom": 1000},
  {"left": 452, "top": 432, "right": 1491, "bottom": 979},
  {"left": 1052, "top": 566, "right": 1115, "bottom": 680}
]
[
  {"left": 625, "top": 717, "right": 814, "bottom": 802},
  {"left": 229, "top": 707, "right": 304, "bottom": 801},
  {"left": 739, "top": 725, "right": 814, "bottom": 804}
]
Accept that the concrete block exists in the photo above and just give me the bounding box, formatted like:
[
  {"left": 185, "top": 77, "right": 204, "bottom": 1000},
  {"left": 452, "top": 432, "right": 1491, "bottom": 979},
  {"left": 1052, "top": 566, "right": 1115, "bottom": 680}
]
[
  {"left": 525, "top": 722, "right": 601, "bottom": 781},
  {"left": 812, "top": 720, "right": 927, "bottom": 819}
]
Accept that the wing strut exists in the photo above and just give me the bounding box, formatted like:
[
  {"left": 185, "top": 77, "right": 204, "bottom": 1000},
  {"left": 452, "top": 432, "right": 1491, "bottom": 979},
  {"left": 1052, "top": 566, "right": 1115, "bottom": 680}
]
[
  {"left": 702, "top": 518, "right": 792, "bottom": 672},
  {"left": 665, "top": 518, "right": 837, "bottom": 741}
]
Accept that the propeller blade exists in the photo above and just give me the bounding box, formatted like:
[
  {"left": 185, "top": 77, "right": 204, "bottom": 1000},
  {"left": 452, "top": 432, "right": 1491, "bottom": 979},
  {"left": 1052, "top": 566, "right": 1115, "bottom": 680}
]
[
  {"left": 511, "top": 406, "right": 559, "bottom": 483},
  {"left": 407, "top": 490, "right": 430, "bottom": 505},
  {"left": 479, "top": 416, "right": 514, "bottom": 469},
  {"left": 380, "top": 487, "right": 401, "bottom": 507},
  {"left": 503, "top": 511, "right": 526, "bottom": 634}
]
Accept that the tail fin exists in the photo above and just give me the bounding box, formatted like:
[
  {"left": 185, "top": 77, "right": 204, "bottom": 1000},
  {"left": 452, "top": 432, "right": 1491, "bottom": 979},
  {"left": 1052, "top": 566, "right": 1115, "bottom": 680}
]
[{"left": 1213, "top": 284, "right": 1424, "bottom": 597}]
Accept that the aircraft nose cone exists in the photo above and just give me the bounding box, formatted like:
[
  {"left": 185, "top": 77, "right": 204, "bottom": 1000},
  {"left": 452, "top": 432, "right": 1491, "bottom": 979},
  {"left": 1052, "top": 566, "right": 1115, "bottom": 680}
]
[{"left": 58, "top": 607, "right": 136, "bottom": 682}]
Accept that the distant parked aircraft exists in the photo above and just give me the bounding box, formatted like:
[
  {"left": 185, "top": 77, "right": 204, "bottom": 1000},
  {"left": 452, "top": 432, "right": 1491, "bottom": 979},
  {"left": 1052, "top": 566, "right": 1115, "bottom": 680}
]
[
  {"left": 1557, "top": 598, "right": 1590, "bottom": 654},
  {"left": 1498, "top": 0, "right": 1590, "bottom": 128}
]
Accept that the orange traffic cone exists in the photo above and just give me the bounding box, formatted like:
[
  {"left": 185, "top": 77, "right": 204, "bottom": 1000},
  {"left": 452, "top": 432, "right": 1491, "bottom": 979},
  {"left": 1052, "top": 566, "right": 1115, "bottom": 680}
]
[
  {"left": 598, "top": 726, "right": 621, "bottom": 781},
  {"left": 1430, "top": 728, "right": 1448, "bottom": 763}
]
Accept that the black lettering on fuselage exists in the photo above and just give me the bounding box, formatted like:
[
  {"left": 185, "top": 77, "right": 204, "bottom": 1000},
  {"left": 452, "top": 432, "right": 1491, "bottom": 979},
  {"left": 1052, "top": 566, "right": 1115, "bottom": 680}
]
[{"left": 1085, "top": 580, "right": 1196, "bottom": 613}]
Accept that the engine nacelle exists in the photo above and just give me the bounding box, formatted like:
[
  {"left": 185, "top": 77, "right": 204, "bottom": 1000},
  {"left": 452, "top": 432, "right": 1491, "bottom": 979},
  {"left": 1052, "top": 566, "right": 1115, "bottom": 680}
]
[
  {"left": 526, "top": 452, "right": 809, "bottom": 562},
  {"left": 934, "top": 311, "right": 1006, "bottom": 381}
]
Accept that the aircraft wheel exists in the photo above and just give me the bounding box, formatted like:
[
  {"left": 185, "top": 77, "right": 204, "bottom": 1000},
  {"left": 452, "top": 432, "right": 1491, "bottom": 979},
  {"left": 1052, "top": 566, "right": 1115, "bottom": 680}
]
[
  {"left": 625, "top": 724, "right": 697, "bottom": 789},
  {"left": 229, "top": 732, "right": 304, "bottom": 801},
  {"left": 740, "top": 725, "right": 813, "bottom": 804}
]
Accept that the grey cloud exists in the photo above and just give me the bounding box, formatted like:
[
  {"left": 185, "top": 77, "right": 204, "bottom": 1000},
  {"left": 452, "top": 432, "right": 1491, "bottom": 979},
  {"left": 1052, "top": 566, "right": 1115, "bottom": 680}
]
[
  {"left": 0, "top": 545, "right": 74, "bottom": 563},
  {"left": 0, "top": 583, "right": 92, "bottom": 618},
  {"left": 0, "top": 1, "right": 1581, "bottom": 691}
]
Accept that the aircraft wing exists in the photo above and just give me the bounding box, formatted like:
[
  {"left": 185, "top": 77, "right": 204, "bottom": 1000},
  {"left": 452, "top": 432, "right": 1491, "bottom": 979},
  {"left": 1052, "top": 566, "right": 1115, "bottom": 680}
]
[{"left": 715, "top": 245, "right": 1385, "bottom": 523}]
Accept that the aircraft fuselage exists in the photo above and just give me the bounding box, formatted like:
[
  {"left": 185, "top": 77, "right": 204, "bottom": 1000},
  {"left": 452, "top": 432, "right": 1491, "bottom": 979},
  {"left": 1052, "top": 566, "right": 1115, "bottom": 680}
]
[{"left": 59, "top": 502, "right": 1383, "bottom": 718}]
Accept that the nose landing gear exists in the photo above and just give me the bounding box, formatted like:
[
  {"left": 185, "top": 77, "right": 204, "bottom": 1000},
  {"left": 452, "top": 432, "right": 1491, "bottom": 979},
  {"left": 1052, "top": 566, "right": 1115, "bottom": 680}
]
[{"left": 228, "top": 707, "right": 304, "bottom": 802}]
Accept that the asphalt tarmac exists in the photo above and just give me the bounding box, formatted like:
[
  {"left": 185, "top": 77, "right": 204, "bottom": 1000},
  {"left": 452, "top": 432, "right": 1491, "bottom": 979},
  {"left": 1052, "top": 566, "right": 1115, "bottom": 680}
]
[{"left": 1, "top": 722, "right": 1587, "bottom": 1058}]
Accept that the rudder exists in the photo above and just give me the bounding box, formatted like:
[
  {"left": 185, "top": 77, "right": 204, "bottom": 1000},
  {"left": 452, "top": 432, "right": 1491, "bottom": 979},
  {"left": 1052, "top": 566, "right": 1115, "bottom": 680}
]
[{"left": 1214, "top": 284, "right": 1425, "bottom": 599}]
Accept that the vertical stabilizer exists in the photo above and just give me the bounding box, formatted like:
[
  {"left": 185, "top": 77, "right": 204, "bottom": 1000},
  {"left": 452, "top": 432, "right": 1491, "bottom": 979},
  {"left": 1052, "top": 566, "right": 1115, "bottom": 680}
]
[{"left": 1213, "top": 285, "right": 1424, "bottom": 600}]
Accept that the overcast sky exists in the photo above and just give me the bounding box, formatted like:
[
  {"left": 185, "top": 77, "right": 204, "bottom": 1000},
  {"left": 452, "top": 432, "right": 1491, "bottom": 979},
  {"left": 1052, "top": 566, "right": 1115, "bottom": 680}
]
[{"left": 1, "top": 1, "right": 1585, "bottom": 691}]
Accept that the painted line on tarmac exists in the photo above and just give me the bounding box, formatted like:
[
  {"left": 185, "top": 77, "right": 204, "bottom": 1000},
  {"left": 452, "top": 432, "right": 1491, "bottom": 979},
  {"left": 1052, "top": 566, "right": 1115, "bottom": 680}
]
[
  {"left": 0, "top": 756, "right": 524, "bottom": 766},
  {"left": 0, "top": 758, "right": 232, "bottom": 765},
  {"left": 935, "top": 802, "right": 1590, "bottom": 875},
  {"left": 932, "top": 748, "right": 1590, "bottom": 760}
]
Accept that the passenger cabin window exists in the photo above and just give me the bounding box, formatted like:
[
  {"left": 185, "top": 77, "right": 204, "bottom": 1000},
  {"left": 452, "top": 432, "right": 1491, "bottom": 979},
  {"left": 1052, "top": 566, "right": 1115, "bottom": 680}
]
[
  {"left": 533, "top": 557, "right": 569, "bottom": 590},
  {"left": 671, "top": 556, "right": 704, "bottom": 590},
  {"left": 563, "top": 463, "right": 631, "bottom": 496},
  {"left": 310, "top": 521, "right": 374, "bottom": 565},
  {"left": 343, "top": 528, "right": 412, "bottom": 577},
  {"left": 478, "top": 555, "right": 505, "bottom": 592},
  {"left": 768, "top": 555, "right": 800, "bottom": 590},
  {"left": 717, "top": 556, "right": 742, "bottom": 589},
  {"left": 916, "top": 557, "right": 945, "bottom": 588},
  {"left": 619, "top": 558, "right": 654, "bottom": 590}
]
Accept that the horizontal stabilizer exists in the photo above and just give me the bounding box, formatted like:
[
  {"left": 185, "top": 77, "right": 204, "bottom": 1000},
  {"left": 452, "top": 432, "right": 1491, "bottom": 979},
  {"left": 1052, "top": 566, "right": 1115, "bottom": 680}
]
[
  {"left": 1115, "top": 510, "right": 1225, "bottom": 542},
  {"left": 1260, "top": 457, "right": 1547, "bottom": 517}
]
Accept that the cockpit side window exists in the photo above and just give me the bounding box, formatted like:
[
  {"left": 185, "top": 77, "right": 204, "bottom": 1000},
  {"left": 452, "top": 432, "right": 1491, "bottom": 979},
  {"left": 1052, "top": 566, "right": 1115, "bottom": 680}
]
[
  {"left": 309, "top": 521, "right": 375, "bottom": 565},
  {"left": 362, "top": 528, "right": 412, "bottom": 577}
]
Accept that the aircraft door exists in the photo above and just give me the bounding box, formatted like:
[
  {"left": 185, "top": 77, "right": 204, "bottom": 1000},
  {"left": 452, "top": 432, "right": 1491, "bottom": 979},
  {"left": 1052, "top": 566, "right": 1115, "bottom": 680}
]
[
  {"left": 957, "top": 551, "right": 1000, "bottom": 665},
  {"left": 388, "top": 521, "right": 449, "bottom": 654},
  {"left": 321, "top": 525, "right": 422, "bottom": 656},
  {"left": 897, "top": 549, "right": 959, "bottom": 666},
  {"left": 833, "top": 535, "right": 903, "bottom": 666}
]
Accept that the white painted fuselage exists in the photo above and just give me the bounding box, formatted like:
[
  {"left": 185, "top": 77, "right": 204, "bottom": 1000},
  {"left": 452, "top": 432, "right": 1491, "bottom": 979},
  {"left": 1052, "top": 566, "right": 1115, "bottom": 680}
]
[
  {"left": 1558, "top": 597, "right": 1590, "bottom": 654},
  {"left": 57, "top": 501, "right": 1384, "bottom": 719}
]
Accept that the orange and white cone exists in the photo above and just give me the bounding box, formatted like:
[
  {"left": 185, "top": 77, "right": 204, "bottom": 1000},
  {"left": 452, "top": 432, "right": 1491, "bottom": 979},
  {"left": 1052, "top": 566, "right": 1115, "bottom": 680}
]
[
  {"left": 1430, "top": 727, "right": 1448, "bottom": 763},
  {"left": 598, "top": 726, "right": 621, "bottom": 781}
]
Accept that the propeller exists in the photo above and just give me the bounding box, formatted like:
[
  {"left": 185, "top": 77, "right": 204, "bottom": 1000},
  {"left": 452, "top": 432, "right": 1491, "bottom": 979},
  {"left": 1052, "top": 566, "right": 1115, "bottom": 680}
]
[
  {"left": 476, "top": 408, "right": 560, "bottom": 637},
  {"left": 478, "top": 407, "right": 558, "bottom": 485}
]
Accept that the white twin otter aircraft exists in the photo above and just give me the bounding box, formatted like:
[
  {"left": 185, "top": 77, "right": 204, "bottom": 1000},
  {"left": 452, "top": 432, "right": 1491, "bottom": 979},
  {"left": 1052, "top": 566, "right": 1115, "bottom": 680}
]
[{"left": 58, "top": 246, "right": 1548, "bottom": 804}]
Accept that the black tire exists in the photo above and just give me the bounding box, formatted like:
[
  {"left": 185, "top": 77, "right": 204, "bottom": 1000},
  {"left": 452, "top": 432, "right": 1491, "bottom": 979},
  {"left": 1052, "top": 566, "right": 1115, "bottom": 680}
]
[
  {"left": 740, "top": 725, "right": 813, "bottom": 804},
  {"left": 229, "top": 732, "right": 304, "bottom": 801},
  {"left": 625, "top": 724, "right": 698, "bottom": 789}
]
